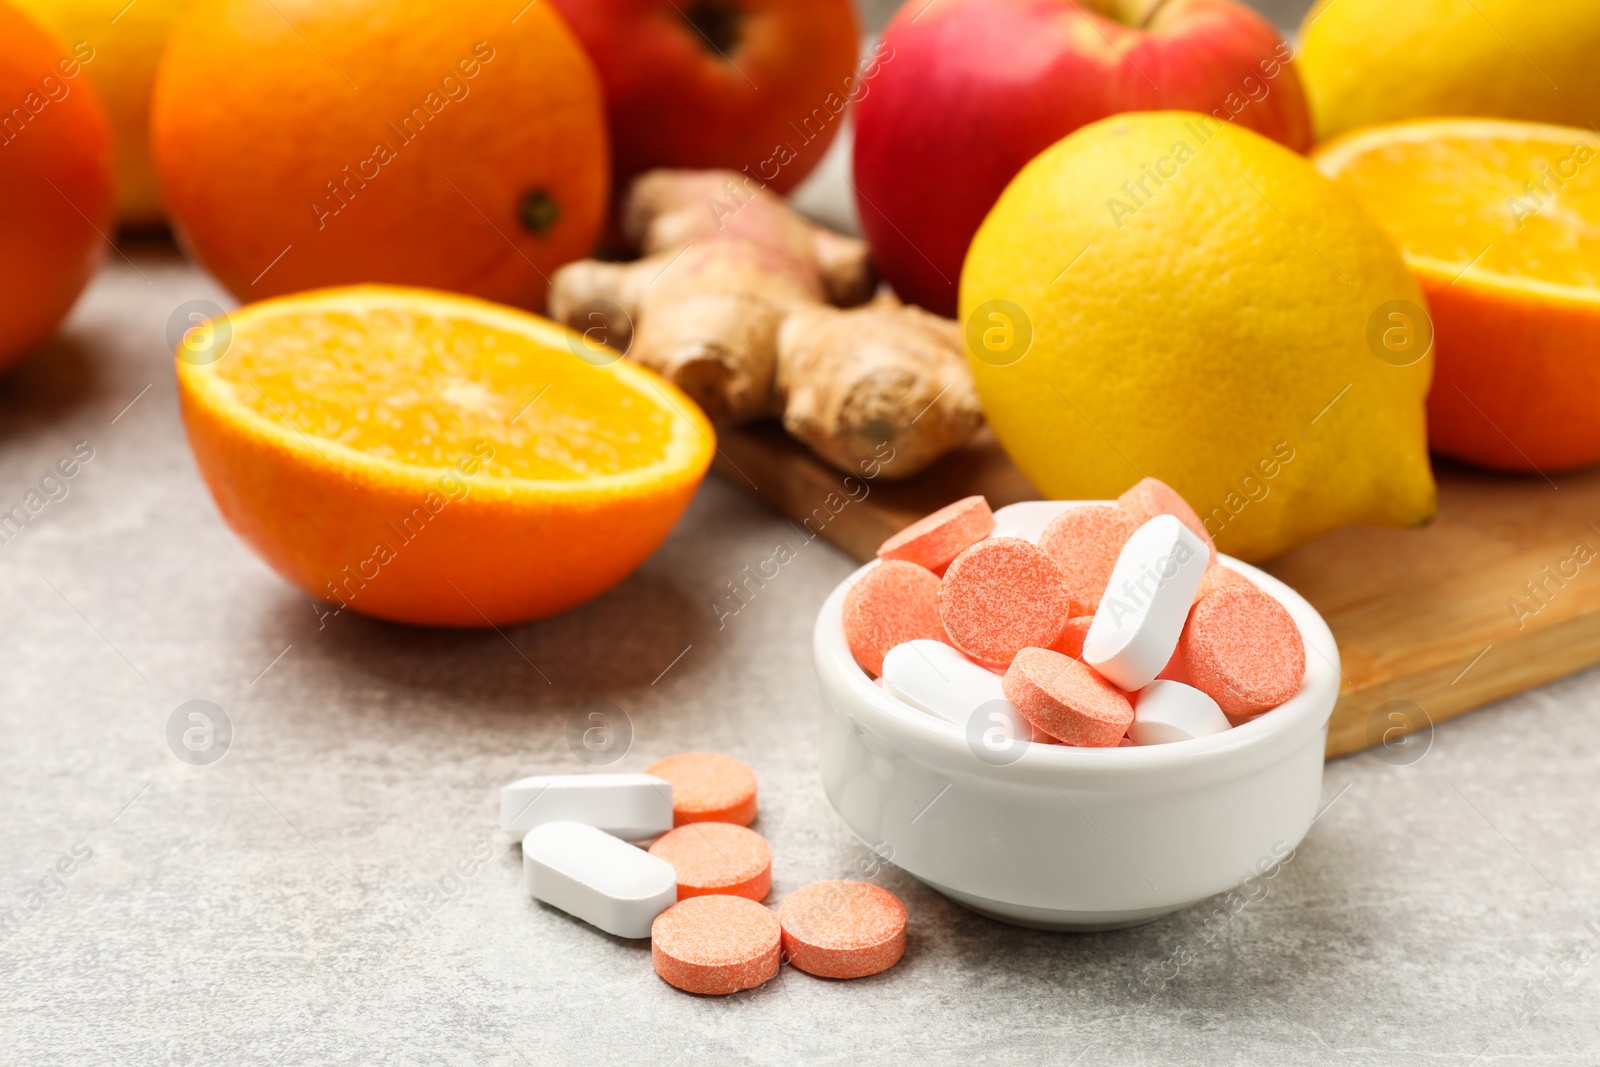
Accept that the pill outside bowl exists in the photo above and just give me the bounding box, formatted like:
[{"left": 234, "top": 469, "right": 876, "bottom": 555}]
[{"left": 812, "top": 501, "right": 1340, "bottom": 931}]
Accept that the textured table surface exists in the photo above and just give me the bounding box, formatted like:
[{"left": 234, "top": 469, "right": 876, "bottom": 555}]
[{"left": 1, "top": 236, "right": 1597, "bottom": 1067}]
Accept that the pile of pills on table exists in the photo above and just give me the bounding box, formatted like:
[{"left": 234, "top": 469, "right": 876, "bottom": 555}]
[
  {"left": 503, "top": 753, "right": 907, "bottom": 994},
  {"left": 847, "top": 478, "right": 1308, "bottom": 748}
]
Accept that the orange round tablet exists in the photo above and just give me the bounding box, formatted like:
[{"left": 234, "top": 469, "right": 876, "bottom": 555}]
[
  {"left": 938, "top": 538, "right": 1074, "bottom": 669},
  {"left": 1050, "top": 616, "right": 1094, "bottom": 659},
  {"left": 652, "top": 895, "right": 781, "bottom": 996},
  {"left": 1002, "top": 647, "right": 1133, "bottom": 747},
  {"left": 778, "top": 881, "right": 906, "bottom": 980},
  {"left": 645, "top": 752, "right": 759, "bottom": 827},
  {"left": 1156, "top": 644, "right": 1191, "bottom": 685},
  {"left": 1038, "top": 505, "right": 1140, "bottom": 614},
  {"left": 1180, "top": 584, "right": 1306, "bottom": 716},
  {"left": 649, "top": 823, "right": 772, "bottom": 902},
  {"left": 1194, "top": 564, "right": 1254, "bottom": 603},
  {"left": 876, "top": 495, "right": 994, "bottom": 575},
  {"left": 1117, "top": 477, "right": 1217, "bottom": 565},
  {"left": 842, "top": 560, "right": 946, "bottom": 676}
]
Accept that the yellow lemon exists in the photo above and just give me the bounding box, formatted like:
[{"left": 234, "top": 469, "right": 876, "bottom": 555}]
[
  {"left": 960, "top": 111, "right": 1435, "bottom": 561},
  {"left": 12, "top": 0, "right": 188, "bottom": 225},
  {"left": 1298, "top": 0, "right": 1600, "bottom": 142}
]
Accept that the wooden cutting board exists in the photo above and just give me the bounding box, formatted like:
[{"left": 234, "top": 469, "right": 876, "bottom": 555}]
[{"left": 714, "top": 423, "right": 1600, "bottom": 758}]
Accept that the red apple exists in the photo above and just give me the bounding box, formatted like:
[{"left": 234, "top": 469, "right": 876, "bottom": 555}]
[
  {"left": 854, "top": 0, "right": 1313, "bottom": 316},
  {"left": 550, "top": 0, "right": 861, "bottom": 198}
]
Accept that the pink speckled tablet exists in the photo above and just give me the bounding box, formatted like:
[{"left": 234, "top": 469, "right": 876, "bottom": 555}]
[
  {"left": 779, "top": 881, "right": 907, "bottom": 980},
  {"left": 1194, "top": 564, "right": 1254, "bottom": 602},
  {"left": 877, "top": 495, "right": 994, "bottom": 574},
  {"left": 646, "top": 752, "right": 759, "bottom": 827},
  {"left": 1118, "top": 477, "right": 1217, "bottom": 565},
  {"left": 843, "top": 561, "right": 946, "bottom": 676},
  {"left": 1002, "top": 647, "right": 1133, "bottom": 747},
  {"left": 938, "top": 538, "right": 1074, "bottom": 669},
  {"left": 652, "top": 895, "right": 780, "bottom": 995},
  {"left": 1155, "top": 644, "right": 1191, "bottom": 684},
  {"left": 1051, "top": 616, "right": 1094, "bottom": 659},
  {"left": 1180, "top": 584, "right": 1306, "bottom": 716},
  {"left": 1038, "top": 504, "right": 1141, "bottom": 614},
  {"left": 650, "top": 823, "right": 772, "bottom": 901}
]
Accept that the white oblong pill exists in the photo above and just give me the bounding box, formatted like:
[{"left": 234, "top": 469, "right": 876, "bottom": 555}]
[
  {"left": 1084, "top": 515, "right": 1208, "bottom": 691},
  {"left": 882, "top": 639, "right": 1046, "bottom": 742},
  {"left": 882, "top": 639, "right": 1007, "bottom": 724},
  {"left": 500, "top": 773, "right": 673, "bottom": 843},
  {"left": 1129, "top": 680, "right": 1232, "bottom": 745},
  {"left": 522, "top": 821, "right": 678, "bottom": 939},
  {"left": 990, "top": 501, "right": 1075, "bottom": 544}
]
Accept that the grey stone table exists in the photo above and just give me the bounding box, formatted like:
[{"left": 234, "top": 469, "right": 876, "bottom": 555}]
[{"left": 3, "top": 233, "right": 1598, "bottom": 1064}]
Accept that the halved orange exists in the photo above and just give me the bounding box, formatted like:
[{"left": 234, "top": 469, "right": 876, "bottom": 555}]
[
  {"left": 176, "top": 286, "right": 714, "bottom": 626},
  {"left": 1314, "top": 118, "right": 1600, "bottom": 473}
]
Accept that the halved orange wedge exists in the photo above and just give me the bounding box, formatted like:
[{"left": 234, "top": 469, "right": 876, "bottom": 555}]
[
  {"left": 177, "top": 286, "right": 714, "bottom": 626},
  {"left": 1314, "top": 118, "right": 1600, "bottom": 474}
]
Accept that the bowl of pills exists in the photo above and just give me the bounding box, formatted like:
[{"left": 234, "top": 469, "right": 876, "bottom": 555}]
[{"left": 812, "top": 480, "right": 1340, "bottom": 931}]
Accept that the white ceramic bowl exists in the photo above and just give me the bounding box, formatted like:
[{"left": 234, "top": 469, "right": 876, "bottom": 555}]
[{"left": 813, "top": 501, "right": 1340, "bottom": 931}]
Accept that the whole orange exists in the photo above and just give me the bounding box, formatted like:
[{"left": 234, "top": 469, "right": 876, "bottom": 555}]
[
  {"left": 548, "top": 0, "right": 860, "bottom": 197},
  {"left": 0, "top": 3, "right": 113, "bottom": 370},
  {"left": 150, "top": 0, "right": 608, "bottom": 309}
]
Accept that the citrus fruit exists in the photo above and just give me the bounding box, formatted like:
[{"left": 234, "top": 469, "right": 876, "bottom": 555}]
[
  {"left": 10, "top": 0, "right": 186, "bottom": 226},
  {"left": 150, "top": 0, "right": 608, "bottom": 309},
  {"left": 176, "top": 286, "right": 714, "bottom": 626},
  {"left": 1298, "top": 0, "right": 1600, "bottom": 141},
  {"left": 854, "top": 0, "right": 1313, "bottom": 316},
  {"left": 960, "top": 111, "right": 1435, "bottom": 561},
  {"left": 1315, "top": 118, "right": 1600, "bottom": 473},
  {"left": 0, "top": 3, "right": 113, "bottom": 370}
]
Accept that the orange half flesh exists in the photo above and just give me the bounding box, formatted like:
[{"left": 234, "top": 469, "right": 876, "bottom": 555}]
[
  {"left": 1315, "top": 119, "right": 1600, "bottom": 472},
  {"left": 177, "top": 285, "right": 714, "bottom": 626}
]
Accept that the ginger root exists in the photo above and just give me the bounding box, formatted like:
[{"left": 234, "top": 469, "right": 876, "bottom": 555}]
[{"left": 547, "top": 170, "right": 981, "bottom": 479}]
